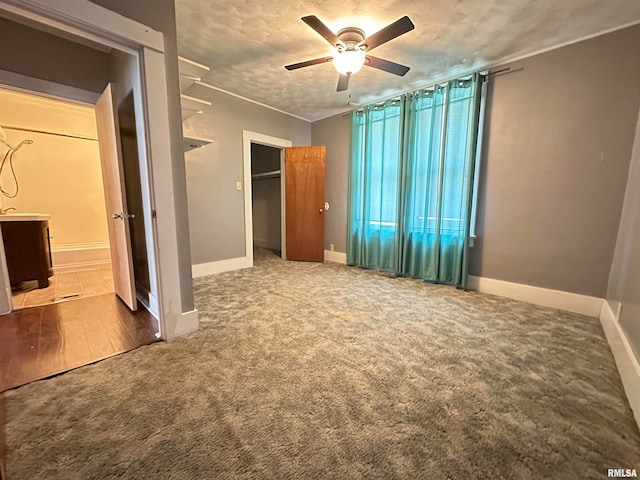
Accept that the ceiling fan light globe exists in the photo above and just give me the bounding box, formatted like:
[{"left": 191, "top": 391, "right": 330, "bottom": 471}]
[{"left": 333, "top": 48, "right": 365, "bottom": 76}]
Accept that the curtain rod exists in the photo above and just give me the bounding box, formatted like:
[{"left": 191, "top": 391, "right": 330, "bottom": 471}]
[
  {"left": 0, "top": 125, "right": 98, "bottom": 142},
  {"left": 487, "top": 67, "right": 522, "bottom": 78}
]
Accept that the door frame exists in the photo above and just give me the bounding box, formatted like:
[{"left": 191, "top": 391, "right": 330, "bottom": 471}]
[
  {"left": 242, "top": 130, "right": 292, "bottom": 264},
  {"left": 0, "top": 0, "right": 199, "bottom": 339},
  {"left": 0, "top": 79, "right": 149, "bottom": 313}
]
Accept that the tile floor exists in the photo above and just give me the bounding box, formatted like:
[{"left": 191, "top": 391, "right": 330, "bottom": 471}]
[{"left": 11, "top": 267, "right": 114, "bottom": 309}]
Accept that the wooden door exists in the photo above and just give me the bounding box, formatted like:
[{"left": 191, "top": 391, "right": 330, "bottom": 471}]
[
  {"left": 285, "top": 146, "right": 326, "bottom": 262},
  {"left": 95, "top": 83, "right": 137, "bottom": 310}
]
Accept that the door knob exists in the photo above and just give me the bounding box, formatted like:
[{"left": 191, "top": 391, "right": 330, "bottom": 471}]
[
  {"left": 319, "top": 208, "right": 324, "bottom": 213},
  {"left": 112, "top": 212, "right": 135, "bottom": 220}
]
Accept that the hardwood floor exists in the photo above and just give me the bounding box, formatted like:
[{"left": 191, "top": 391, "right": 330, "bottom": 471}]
[
  {"left": 11, "top": 267, "right": 114, "bottom": 309},
  {"left": 0, "top": 392, "right": 4, "bottom": 480},
  {"left": 0, "top": 293, "right": 159, "bottom": 392}
]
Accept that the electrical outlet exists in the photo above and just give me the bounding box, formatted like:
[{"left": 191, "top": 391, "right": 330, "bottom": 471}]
[
  {"left": 329, "top": 243, "right": 335, "bottom": 252},
  {"left": 236, "top": 181, "right": 242, "bottom": 191}
]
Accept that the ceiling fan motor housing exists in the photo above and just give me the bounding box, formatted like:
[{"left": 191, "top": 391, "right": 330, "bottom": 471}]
[{"left": 336, "top": 27, "right": 366, "bottom": 47}]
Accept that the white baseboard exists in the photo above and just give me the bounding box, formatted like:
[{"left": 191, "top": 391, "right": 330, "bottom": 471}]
[
  {"left": 174, "top": 309, "right": 199, "bottom": 337},
  {"left": 191, "top": 256, "right": 252, "bottom": 278},
  {"left": 52, "top": 242, "right": 111, "bottom": 273},
  {"left": 600, "top": 300, "right": 640, "bottom": 430},
  {"left": 467, "top": 275, "right": 603, "bottom": 317},
  {"left": 324, "top": 250, "right": 347, "bottom": 264}
]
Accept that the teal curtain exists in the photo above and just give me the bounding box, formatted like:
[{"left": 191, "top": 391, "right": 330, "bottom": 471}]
[
  {"left": 347, "top": 99, "right": 403, "bottom": 271},
  {"left": 347, "top": 73, "right": 484, "bottom": 288}
]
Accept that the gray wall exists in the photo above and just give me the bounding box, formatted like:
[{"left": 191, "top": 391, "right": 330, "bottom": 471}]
[
  {"left": 311, "top": 113, "right": 351, "bottom": 253},
  {"left": 470, "top": 24, "right": 640, "bottom": 297},
  {"left": 607, "top": 110, "right": 640, "bottom": 360},
  {"left": 310, "top": 25, "right": 640, "bottom": 299},
  {"left": 184, "top": 90, "right": 311, "bottom": 265},
  {"left": 251, "top": 144, "right": 281, "bottom": 251},
  {"left": 90, "top": 0, "right": 195, "bottom": 311},
  {"left": 0, "top": 17, "right": 109, "bottom": 92}
]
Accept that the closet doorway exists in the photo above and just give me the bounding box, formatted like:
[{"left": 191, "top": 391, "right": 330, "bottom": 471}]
[
  {"left": 243, "top": 131, "right": 327, "bottom": 266},
  {"left": 243, "top": 130, "right": 291, "bottom": 265},
  {"left": 250, "top": 143, "right": 283, "bottom": 257}
]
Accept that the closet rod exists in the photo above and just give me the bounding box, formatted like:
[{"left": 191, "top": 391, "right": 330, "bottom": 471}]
[
  {"left": 252, "top": 170, "right": 281, "bottom": 181},
  {"left": 0, "top": 125, "right": 98, "bottom": 142}
]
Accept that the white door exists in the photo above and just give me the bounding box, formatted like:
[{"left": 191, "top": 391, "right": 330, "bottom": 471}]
[{"left": 95, "top": 83, "right": 137, "bottom": 310}]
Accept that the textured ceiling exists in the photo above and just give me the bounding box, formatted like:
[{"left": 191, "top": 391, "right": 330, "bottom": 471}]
[{"left": 175, "top": 0, "right": 640, "bottom": 121}]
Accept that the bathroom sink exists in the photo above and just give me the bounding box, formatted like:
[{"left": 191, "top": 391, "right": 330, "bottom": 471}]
[{"left": 0, "top": 213, "right": 51, "bottom": 222}]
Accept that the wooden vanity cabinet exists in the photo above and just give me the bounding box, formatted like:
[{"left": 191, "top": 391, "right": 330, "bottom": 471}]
[{"left": 1, "top": 220, "right": 53, "bottom": 288}]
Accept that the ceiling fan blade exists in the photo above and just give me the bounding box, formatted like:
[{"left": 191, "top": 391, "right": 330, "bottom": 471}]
[
  {"left": 285, "top": 56, "right": 333, "bottom": 71},
  {"left": 360, "top": 16, "right": 415, "bottom": 52},
  {"left": 365, "top": 55, "right": 410, "bottom": 76},
  {"left": 337, "top": 74, "right": 350, "bottom": 92},
  {"left": 302, "top": 15, "right": 344, "bottom": 47}
]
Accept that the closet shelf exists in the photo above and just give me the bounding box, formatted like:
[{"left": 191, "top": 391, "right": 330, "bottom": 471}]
[{"left": 251, "top": 170, "right": 281, "bottom": 180}]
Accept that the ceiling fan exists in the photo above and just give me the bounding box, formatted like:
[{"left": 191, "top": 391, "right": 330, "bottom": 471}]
[{"left": 285, "top": 15, "right": 415, "bottom": 92}]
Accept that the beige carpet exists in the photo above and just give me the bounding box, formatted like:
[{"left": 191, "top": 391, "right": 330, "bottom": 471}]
[{"left": 4, "top": 248, "right": 640, "bottom": 479}]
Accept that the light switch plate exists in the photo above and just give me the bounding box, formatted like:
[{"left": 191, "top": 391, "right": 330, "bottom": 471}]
[{"left": 236, "top": 181, "right": 242, "bottom": 191}]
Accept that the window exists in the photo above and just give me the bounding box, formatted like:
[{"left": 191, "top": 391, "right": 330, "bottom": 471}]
[{"left": 348, "top": 74, "right": 486, "bottom": 287}]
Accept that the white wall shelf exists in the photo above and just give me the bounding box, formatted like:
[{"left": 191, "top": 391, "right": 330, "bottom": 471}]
[
  {"left": 180, "top": 93, "right": 211, "bottom": 121},
  {"left": 183, "top": 136, "right": 213, "bottom": 152},
  {"left": 178, "top": 57, "right": 213, "bottom": 150},
  {"left": 179, "top": 74, "right": 200, "bottom": 92},
  {"left": 178, "top": 56, "right": 209, "bottom": 81}
]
